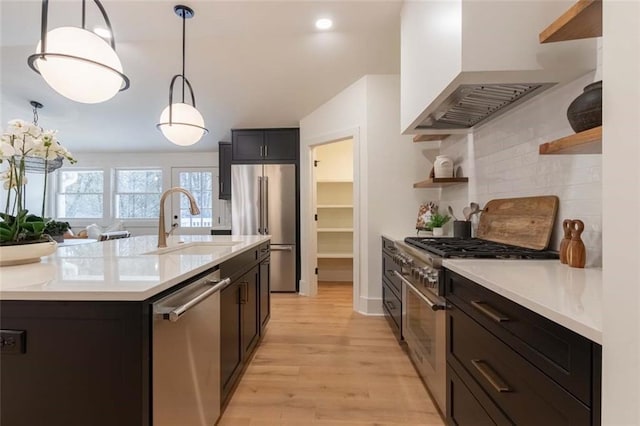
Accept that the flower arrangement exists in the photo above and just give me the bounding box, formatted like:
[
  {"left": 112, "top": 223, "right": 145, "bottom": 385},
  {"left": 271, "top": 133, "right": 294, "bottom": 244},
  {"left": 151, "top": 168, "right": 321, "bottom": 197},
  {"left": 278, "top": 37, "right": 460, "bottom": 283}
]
[{"left": 0, "top": 119, "right": 76, "bottom": 245}]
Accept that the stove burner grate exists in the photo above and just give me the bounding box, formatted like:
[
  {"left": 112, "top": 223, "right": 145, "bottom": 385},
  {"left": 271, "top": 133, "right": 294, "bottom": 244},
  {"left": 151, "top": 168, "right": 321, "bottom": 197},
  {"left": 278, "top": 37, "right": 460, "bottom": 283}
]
[{"left": 404, "top": 237, "right": 558, "bottom": 259}]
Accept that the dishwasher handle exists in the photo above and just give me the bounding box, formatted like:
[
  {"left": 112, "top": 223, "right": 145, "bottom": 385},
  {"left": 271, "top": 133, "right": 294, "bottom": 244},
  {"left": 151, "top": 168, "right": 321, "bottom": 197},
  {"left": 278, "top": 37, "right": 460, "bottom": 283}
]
[{"left": 166, "top": 277, "right": 231, "bottom": 322}]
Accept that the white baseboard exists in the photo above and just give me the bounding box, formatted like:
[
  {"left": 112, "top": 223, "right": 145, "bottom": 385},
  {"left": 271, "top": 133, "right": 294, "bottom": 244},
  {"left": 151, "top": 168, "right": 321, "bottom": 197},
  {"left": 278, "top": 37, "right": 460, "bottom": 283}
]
[{"left": 357, "top": 296, "right": 384, "bottom": 316}]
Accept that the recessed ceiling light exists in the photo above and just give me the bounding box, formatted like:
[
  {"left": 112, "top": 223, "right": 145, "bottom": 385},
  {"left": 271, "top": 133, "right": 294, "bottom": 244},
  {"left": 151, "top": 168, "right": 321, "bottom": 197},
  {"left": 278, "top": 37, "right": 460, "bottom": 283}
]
[
  {"left": 315, "top": 18, "right": 333, "bottom": 30},
  {"left": 93, "top": 27, "right": 112, "bottom": 39}
]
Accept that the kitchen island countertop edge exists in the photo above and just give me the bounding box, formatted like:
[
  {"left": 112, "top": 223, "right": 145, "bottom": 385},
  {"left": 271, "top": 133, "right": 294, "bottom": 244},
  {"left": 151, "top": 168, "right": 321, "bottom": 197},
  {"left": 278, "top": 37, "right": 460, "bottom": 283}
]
[{"left": 0, "top": 235, "right": 270, "bottom": 302}]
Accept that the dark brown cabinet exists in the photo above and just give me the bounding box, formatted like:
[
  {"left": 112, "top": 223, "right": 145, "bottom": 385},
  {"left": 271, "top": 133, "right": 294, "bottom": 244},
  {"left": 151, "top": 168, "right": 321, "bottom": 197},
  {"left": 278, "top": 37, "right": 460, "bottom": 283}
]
[
  {"left": 220, "top": 280, "right": 243, "bottom": 403},
  {"left": 0, "top": 301, "right": 150, "bottom": 426},
  {"left": 259, "top": 256, "right": 271, "bottom": 334},
  {"left": 219, "top": 242, "right": 271, "bottom": 406},
  {"left": 444, "top": 269, "right": 601, "bottom": 426},
  {"left": 218, "top": 141, "right": 232, "bottom": 200},
  {"left": 220, "top": 264, "right": 261, "bottom": 404},
  {"left": 231, "top": 128, "right": 299, "bottom": 163},
  {"left": 381, "top": 236, "right": 402, "bottom": 342},
  {"left": 241, "top": 266, "right": 260, "bottom": 358}
]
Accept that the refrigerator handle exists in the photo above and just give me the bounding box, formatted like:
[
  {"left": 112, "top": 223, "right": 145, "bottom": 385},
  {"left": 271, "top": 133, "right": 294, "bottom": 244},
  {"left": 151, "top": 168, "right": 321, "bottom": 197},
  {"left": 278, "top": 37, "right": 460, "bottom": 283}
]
[
  {"left": 264, "top": 176, "right": 269, "bottom": 234},
  {"left": 258, "top": 176, "right": 264, "bottom": 234}
]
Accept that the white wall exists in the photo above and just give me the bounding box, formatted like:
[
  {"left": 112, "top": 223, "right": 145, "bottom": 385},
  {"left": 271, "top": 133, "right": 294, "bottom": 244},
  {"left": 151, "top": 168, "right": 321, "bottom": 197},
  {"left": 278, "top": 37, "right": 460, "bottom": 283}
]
[
  {"left": 300, "top": 75, "right": 434, "bottom": 313},
  {"left": 602, "top": 1, "right": 640, "bottom": 424},
  {"left": 57, "top": 151, "right": 228, "bottom": 235},
  {"left": 438, "top": 70, "right": 603, "bottom": 266},
  {"left": 299, "top": 78, "right": 366, "bottom": 299}
]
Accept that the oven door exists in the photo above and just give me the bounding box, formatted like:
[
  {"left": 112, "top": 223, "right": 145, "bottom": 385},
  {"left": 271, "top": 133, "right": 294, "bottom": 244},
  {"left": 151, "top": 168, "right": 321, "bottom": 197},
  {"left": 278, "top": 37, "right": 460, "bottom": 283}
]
[{"left": 398, "top": 272, "right": 447, "bottom": 415}]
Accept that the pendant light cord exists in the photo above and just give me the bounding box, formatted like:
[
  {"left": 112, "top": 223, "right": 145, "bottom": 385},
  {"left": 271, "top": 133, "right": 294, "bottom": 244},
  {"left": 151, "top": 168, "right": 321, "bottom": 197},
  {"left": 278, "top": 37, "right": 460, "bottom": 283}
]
[
  {"left": 33, "top": 105, "right": 39, "bottom": 126},
  {"left": 181, "top": 9, "right": 186, "bottom": 103},
  {"left": 81, "top": 0, "right": 86, "bottom": 29}
]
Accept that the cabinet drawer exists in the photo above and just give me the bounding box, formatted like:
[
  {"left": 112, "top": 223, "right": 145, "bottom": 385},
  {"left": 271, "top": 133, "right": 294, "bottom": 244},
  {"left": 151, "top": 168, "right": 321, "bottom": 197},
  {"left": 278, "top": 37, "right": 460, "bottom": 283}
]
[
  {"left": 448, "top": 305, "right": 591, "bottom": 425},
  {"left": 382, "top": 236, "right": 398, "bottom": 254},
  {"left": 220, "top": 246, "right": 260, "bottom": 282},
  {"left": 445, "top": 270, "right": 593, "bottom": 405},
  {"left": 447, "top": 364, "right": 510, "bottom": 426},
  {"left": 258, "top": 242, "right": 270, "bottom": 259},
  {"left": 382, "top": 279, "right": 402, "bottom": 341}
]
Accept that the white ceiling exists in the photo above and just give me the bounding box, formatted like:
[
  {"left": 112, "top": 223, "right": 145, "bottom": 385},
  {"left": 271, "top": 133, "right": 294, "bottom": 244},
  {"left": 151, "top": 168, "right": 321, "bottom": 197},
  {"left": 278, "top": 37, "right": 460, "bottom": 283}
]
[{"left": 0, "top": 1, "right": 401, "bottom": 153}]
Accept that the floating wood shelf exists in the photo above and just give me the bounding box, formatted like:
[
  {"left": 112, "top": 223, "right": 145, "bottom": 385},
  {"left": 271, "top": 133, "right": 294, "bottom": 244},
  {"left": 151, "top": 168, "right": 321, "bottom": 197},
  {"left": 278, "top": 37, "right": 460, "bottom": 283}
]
[
  {"left": 539, "top": 126, "right": 602, "bottom": 155},
  {"left": 317, "top": 204, "right": 353, "bottom": 208},
  {"left": 413, "top": 134, "right": 451, "bottom": 143},
  {"left": 539, "top": 0, "right": 602, "bottom": 43},
  {"left": 316, "top": 179, "right": 353, "bottom": 183},
  {"left": 413, "top": 177, "right": 469, "bottom": 188}
]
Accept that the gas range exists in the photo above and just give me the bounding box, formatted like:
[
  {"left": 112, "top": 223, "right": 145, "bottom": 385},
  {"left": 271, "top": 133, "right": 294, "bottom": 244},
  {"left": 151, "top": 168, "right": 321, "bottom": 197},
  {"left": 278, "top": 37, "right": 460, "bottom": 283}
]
[
  {"left": 392, "top": 237, "right": 558, "bottom": 298},
  {"left": 404, "top": 237, "right": 559, "bottom": 259}
]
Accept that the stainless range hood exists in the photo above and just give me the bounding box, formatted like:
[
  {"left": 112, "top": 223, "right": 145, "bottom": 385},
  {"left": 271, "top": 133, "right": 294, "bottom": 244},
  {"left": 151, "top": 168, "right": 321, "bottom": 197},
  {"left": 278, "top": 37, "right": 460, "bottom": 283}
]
[
  {"left": 417, "top": 83, "right": 556, "bottom": 131},
  {"left": 401, "top": 0, "right": 597, "bottom": 135}
]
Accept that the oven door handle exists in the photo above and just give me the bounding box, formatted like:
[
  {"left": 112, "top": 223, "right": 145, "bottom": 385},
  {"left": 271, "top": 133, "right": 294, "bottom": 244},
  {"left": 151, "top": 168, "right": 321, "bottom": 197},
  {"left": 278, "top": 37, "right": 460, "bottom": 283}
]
[{"left": 394, "top": 271, "right": 447, "bottom": 311}]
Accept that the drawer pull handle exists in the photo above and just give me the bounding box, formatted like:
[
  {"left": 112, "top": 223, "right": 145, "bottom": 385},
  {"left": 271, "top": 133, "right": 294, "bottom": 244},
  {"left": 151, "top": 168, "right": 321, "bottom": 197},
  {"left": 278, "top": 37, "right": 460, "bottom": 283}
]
[
  {"left": 471, "top": 359, "right": 511, "bottom": 393},
  {"left": 471, "top": 301, "right": 509, "bottom": 322}
]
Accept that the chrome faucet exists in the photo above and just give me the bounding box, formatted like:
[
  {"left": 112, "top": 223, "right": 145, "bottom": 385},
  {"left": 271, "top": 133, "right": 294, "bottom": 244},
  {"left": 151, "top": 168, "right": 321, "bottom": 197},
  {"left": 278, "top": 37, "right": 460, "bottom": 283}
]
[{"left": 157, "top": 187, "right": 200, "bottom": 248}]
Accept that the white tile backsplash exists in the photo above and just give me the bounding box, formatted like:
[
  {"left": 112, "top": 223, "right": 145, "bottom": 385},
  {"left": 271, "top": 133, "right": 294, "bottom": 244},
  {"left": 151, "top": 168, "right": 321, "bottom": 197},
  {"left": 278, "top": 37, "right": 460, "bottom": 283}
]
[{"left": 440, "top": 71, "right": 602, "bottom": 266}]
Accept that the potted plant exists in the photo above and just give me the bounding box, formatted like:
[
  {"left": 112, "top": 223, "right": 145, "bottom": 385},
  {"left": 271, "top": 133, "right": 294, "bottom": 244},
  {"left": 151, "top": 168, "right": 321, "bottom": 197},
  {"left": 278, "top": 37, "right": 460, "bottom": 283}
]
[
  {"left": 44, "top": 220, "right": 71, "bottom": 243},
  {"left": 428, "top": 213, "right": 451, "bottom": 237},
  {"left": 0, "top": 118, "right": 76, "bottom": 266}
]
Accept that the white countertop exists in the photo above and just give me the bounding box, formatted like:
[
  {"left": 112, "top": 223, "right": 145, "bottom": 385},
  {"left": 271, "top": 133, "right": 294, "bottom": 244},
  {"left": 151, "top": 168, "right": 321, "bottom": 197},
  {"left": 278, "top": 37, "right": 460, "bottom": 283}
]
[
  {"left": 0, "top": 235, "right": 270, "bottom": 302},
  {"left": 443, "top": 259, "right": 603, "bottom": 344}
]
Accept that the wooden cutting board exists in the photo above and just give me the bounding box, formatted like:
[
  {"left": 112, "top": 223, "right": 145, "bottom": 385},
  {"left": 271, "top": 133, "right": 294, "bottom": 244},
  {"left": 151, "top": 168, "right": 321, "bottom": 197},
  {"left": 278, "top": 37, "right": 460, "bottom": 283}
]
[{"left": 476, "top": 196, "right": 559, "bottom": 250}]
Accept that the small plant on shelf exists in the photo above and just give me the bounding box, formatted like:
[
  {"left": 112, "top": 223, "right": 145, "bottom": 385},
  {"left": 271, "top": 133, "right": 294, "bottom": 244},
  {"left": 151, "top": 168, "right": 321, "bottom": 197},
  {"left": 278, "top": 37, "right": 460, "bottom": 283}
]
[{"left": 428, "top": 213, "right": 451, "bottom": 229}]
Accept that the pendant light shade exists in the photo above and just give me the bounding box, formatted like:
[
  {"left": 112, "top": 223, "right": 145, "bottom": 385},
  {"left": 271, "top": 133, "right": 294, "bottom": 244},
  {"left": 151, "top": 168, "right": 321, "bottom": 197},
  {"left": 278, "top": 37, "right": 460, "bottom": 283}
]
[
  {"left": 157, "top": 5, "right": 208, "bottom": 146},
  {"left": 159, "top": 103, "right": 205, "bottom": 146},
  {"left": 27, "top": 0, "right": 130, "bottom": 104},
  {"left": 33, "top": 27, "right": 124, "bottom": 103}
]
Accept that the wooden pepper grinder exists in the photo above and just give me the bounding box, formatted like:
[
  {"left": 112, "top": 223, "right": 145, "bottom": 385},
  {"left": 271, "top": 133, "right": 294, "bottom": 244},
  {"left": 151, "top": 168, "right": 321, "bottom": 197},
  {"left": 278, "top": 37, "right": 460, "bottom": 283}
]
[
  {"left": 559, "top": 219, "right": 572, "bottom": 264},
  {"left": 567, "top": 219, "right": 586, "bottom": 268}
]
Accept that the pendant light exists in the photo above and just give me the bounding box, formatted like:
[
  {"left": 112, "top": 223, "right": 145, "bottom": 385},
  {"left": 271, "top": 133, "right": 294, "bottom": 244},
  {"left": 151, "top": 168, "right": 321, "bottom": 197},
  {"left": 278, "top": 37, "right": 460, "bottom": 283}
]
[
  {"left": 27, "top": 0, "right": 130, "bottom": 104},
  {"left": 156, "top": 5, "right": 208, "bottom": 147}
]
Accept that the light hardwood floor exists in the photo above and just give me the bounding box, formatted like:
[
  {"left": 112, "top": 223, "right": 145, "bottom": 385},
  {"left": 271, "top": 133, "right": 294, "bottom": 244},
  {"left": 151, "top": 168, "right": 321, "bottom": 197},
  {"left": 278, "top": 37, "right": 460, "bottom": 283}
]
[{"left": 218, "top": 282, "right": 445, "bottom": 426}]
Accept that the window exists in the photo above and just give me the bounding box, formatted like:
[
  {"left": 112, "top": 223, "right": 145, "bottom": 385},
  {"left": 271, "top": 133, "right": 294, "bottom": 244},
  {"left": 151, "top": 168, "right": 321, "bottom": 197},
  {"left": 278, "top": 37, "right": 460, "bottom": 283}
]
[
  {"left": 114, "top": 169, "right": 162, "bottom": 219},
  {"left": 173, "top": 168, "right": 218, "bottom": 229},
  {"left": 57, "top": 170, "right": 104, "bottom": 219}
]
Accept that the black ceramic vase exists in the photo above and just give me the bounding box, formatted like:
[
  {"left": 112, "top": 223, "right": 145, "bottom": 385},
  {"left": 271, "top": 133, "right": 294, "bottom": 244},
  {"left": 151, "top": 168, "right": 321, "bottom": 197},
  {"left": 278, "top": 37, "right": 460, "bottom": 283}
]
[{"left": 566, "top": 80, "right": 602, "bottom": 133}]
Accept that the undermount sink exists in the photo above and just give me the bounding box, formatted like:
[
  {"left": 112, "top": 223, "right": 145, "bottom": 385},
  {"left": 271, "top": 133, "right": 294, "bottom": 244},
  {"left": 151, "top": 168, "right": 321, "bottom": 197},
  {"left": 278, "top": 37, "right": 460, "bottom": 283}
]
[{"left": 144, "top": 241, "right": 241, "bottom": 256}]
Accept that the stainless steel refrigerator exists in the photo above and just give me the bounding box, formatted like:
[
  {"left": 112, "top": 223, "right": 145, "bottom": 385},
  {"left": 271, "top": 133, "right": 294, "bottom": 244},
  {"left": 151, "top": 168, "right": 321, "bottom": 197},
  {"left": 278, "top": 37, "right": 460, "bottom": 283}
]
[{"left": 231, "top": 164, "right": 296, "bottom": 292}]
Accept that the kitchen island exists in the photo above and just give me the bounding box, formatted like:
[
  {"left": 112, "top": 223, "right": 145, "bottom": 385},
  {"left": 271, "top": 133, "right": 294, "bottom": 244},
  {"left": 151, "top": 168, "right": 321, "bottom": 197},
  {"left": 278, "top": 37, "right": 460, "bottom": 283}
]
[{"left": 0, "top": 234, "right": 271, "bottom": 426}]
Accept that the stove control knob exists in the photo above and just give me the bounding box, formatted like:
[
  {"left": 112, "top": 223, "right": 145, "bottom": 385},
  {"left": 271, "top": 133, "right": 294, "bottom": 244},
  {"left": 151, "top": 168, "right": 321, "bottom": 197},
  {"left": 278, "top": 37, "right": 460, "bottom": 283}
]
[{"left": 411, "top": 267, "right": 420, "bottom": 279}]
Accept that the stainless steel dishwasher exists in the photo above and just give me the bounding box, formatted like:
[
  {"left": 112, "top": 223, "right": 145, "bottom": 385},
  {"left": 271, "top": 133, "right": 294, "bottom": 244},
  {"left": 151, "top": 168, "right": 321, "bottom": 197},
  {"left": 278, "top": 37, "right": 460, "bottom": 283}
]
[{"left": 152, "top": 269, "right": 230, "bottom": 426}]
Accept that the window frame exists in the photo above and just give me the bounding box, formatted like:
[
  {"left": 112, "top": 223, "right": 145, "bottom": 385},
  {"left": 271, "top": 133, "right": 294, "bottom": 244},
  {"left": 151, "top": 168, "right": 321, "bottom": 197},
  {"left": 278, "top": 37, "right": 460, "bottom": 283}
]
[
  {"left": 112, "top": 167, "right": 163, "bottom": 223},
  {"left": 170, "top": 167, "right": 223, "bottom": 233},
  {"left": 55, "top": 167, "right": 108, "bottom": 222}
]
